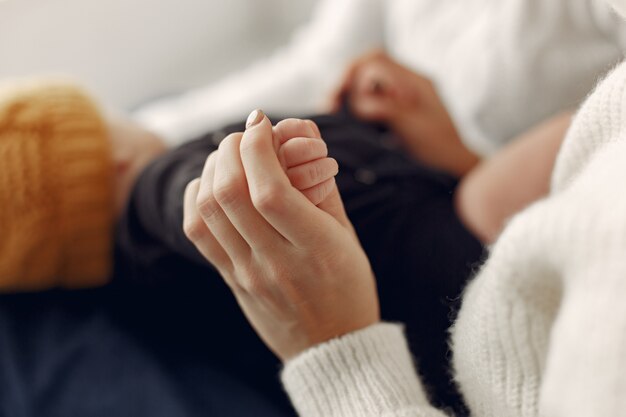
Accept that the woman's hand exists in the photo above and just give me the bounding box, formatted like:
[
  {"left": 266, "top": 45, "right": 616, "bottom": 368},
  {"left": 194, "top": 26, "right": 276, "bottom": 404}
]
[
  {"left": 183, "top": 112, "right": 380, "bottom": 361},
  {"left": 330, "top": 50, "right": 479, "bottom": 177}
]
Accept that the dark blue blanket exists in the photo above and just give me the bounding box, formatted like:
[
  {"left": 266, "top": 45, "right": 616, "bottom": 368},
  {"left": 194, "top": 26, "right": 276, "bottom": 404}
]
[{"left": 0, "top": 286, "right": 291, "bottom": 417}]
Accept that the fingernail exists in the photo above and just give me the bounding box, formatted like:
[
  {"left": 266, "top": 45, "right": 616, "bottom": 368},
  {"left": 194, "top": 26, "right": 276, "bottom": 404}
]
[{"left": 246, "top": 109, "right": 265, "bottom": 129}]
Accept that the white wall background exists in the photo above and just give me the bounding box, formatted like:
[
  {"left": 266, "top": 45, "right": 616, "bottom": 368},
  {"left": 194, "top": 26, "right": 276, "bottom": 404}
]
[{"left": 0, "top": 0, "right": 316, "bottom": 109}]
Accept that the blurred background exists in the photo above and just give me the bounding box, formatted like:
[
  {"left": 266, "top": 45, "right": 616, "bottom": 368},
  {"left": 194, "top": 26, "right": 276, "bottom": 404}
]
[{"left": 0, "top": 0, "right": 316, "bottom": 110}]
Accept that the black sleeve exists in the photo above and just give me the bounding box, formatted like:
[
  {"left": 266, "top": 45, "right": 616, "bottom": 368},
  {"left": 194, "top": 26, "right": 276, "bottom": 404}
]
[
  {"left": 113, "top": 124, "right": 245, "bottom": 283},
  {"left": 125, "top": 139, "right": 210, "bottom": 264}
]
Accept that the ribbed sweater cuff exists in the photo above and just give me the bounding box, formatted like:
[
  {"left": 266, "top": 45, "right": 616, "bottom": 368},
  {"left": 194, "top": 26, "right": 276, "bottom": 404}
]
[{"left": 281, "top": 323, "right": 434, "bottom": 417}]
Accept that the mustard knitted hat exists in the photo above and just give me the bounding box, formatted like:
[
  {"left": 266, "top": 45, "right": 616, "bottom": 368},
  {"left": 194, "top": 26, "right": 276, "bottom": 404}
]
[{"left": 0, "top": 80, "right": 114, "bottom": 292}]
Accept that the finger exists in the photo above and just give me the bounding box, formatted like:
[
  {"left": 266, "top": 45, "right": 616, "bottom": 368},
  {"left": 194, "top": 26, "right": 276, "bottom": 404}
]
[
  {"left": 317, "top": 183, "right": 354, "bottom": 231},
  {"left": 240, "top": 110, "right": 337, "bottom": 245},
  {"left": 307, "top": 120, "right": 322, "bottom": 139},
  {"left": 300, "top": 177, "right": 336, "bottom": 206},
  {"left": 213, "top": 131, "right": 286, "bottom": 251},
  {"left": 273, "top": 118, "right": 321, "bottom": 146},
  {"left": 350, "top": 94, "right": 396, "bottom": 121},
  {"left": 357, "top": 63, "right": 400, "bottom": 99},
  {"left": 279, "top": 137, "right": 328, "bottom": 169},
  {"left": 183, "top": 178, "right": 232, "bottom": 271},
  {"left": 348, "top": 65, "right": 397, "bottom": 121},
  {"left": 196, "top": 148, "right": 251, "bottom": 260},
  {"left": 274, "top": 119, "right": 323, "bottom": 169},
  {"left": 328, "top": 49, "right": 389, "bottom": 112},
  {"left": 287, "top": 157, "right": 338, "bottom": 190}
]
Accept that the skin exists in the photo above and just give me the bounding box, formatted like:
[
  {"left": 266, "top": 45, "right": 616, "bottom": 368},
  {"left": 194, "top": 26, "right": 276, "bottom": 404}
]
[
  {"left": 108, "top": 116, "right": 337, "bottom": 219},
  {"left": 184, "top": 113, "right": 379, "bottom": 361},
  {"left": 330, "top": 50, "right": 480, "bottom": 178},
  {"left": 185, "top": 53, "right": 576, "bottom": 360},
  {"left": 107, "top": 117, "right": 168, "bottom": 217},
  {"left": 330, "top": 50, "right": 572, "bottom": 244},
  {"left": 456, "top": 112, "right": 572, "bottom": 243}
]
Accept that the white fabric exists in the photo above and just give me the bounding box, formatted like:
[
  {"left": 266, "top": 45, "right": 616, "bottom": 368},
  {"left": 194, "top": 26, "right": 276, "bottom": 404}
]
[
  {"left": 608, "top": 0, "right": 626, "bottom": 18},
  {"left": 0, "top": 0, "right": 315, "bottom": 110},
  {"left": 135, "top": 0, "right": 626, "bottom": 153},
  {"left": 281, "top": 60, "right": 626, "bottom": 416}
]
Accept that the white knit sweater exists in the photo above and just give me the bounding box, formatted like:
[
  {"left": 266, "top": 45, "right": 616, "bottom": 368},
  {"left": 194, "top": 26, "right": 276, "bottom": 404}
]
[
  {"left": 135, "top": 0, "right": 626, "bottom": 154},
  {"left": 281, "top": 58, "right": 626, "bottom": 416}
]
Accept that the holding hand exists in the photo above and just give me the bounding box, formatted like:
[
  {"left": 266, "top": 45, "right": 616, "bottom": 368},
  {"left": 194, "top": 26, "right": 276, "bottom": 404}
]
[
  {"left": 183, "top": 111, "right": 380, "bottom": 361},
  {"left": 330, "top": 50, "right": 479, "bottom": 177},
  {"left": 329, "top": 49, "right": 421, "bottom": 121}
]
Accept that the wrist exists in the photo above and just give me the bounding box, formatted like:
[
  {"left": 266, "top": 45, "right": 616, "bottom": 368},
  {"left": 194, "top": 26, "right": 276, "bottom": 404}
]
[
  {"left": 281, "top": 312, "right": 381, "bottom": 362},
  {"left": 392, "top": 108, "right": 479, "bottom": 177}
]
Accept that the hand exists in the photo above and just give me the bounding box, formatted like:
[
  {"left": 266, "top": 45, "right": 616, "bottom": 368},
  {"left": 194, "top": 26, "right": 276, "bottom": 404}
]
[
  {"left": 183, "top": 111, "right": 380, "bottom": 361},
  {"left": 107, "top": 116, "right": 167, "bottom": 217},
  {"left": 275, "top": 118, "right": 338, "bottom": 206},
  {"left": 329, "top": 50, "right": 479, "bottom": 177},
  {"left": 329, "top": 49, "right": 421, "bottom": 121}
]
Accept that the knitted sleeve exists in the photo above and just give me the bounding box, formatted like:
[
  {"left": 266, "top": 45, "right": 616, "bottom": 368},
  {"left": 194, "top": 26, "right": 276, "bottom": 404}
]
[
  {"left": 282, "top": 58, "right": 626, "bottom": 417},
  {"left": 133, "top": 0, "right": 384, "bottom": 146},
  {"left": 540, "top": 231, "right": 626, "bottom": 416},
  {"left": 282, "top": 323, "right": 449, "bottom": 417},
  {"left": 539, "top": 58, "right": 626, "bottom": 416}
]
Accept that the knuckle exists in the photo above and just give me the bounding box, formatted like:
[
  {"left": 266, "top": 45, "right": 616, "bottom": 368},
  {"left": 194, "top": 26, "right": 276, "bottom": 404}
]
[
  {"left": 293, "top": 140, "right": 314, "bottom": 161},
  {"left": 204, "top": 150, "right": 218, "bottom": 167},
  {"left": 213, "top": 178, "right": 245, "bottom": 208},
  {"left": 232, "top": 264, "right": 268, "bottom": 296},
  {"left": 184, "top": 178, "right": 201, "bottom": 196},
  {"left": 196, "top": 191, "right": 222, "bottom": 221},
  {"left": 221, "top": 132, "right": 243, "bottom": 148},
  {"left": 275, "top": 118, "right": 295, "bottom": 130},
  {"left": 219, "top": 132, "right": 242, "bottom": 153},
  {"left": 286, "top": 138, "right": 318, "bottom": 163},
  {"left": 277, "top": 118, "right": 297, "bottom": 129},
  {"left": 305, "top": 137, "right": 324, "bottom": 156},
  {"left": 239, "top": 133, "right": 263, "bottom": 155},
  {"left": 277, "top": 118, "right": 312, "bottom": 137},
  {"left": 183, "top": 215, "right": 206, "bottom": 241},
  {"left": 307, "top": 162, "right": 323, "bottom": 182},
  {"left": 239, "top": 275, "right": 267, "bottom": 297},
  {"left": 293, "top": 118, "right": 309, "bottom": 130},
  {"left": 286, "top": 118, "right": 305, "bottom": 127},
  {"left": 252, "top": 184, "right": 285, "bottom": 213},
  {"left": 329, "top": 157, "right": 339, "bottom": 173}
]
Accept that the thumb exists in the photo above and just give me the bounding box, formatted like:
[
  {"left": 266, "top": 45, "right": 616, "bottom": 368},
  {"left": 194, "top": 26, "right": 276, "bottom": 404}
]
[{"left": 241, "top": 110, "right": 353, "bottom": 246}]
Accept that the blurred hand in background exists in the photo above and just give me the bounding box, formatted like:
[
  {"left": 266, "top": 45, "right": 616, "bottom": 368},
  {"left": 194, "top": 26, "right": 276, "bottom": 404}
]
[
  {"left": 107, "top": 117, "right": 167, "bottom": 216},
  {"left": 329, "top": 50, "right": 479, "bottom": 177}
]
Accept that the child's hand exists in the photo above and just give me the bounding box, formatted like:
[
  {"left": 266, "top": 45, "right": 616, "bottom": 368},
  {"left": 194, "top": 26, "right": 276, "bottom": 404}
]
[
  {"left": 184, "top": 110, "right": 378, "bottom": 361},
  {"left": 272, "top": 118, "right": 338, "bottom": 206}
]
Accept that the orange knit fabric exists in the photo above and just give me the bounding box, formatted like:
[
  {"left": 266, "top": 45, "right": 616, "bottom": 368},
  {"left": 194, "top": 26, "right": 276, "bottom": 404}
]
[{"left": 0, "top": 81, "right": 114, "bottom": 291}]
